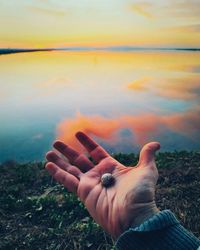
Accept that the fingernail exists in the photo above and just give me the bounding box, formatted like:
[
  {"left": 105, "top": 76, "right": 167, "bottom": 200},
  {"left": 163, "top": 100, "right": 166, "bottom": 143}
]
[{"left": 54, "top": 141, "right": 66, "bottom": 150}]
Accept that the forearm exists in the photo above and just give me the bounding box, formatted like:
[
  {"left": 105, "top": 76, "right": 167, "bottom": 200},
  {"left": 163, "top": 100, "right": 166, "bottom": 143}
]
[{"left": 115, "top": 210, "right": 200, "bottom": 250}]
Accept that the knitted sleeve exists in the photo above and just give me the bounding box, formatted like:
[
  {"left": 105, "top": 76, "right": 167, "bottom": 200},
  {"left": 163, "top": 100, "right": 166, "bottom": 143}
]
[{"left": 115, "top": 210, "right": 200, "bottom": 250}]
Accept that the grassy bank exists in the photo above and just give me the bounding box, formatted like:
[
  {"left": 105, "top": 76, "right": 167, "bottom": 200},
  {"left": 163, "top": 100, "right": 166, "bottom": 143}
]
[{"left": 0, "top": 151, "right": 200, "bottom": 249}]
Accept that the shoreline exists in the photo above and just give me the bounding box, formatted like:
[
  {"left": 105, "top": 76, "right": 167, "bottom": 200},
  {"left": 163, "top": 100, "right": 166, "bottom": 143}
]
[
  {"left": 1, "top": 150, "right": 200, "bottom": 166},
  {"left": 1, "top": 47, "right": 200, "bottom": 55}
]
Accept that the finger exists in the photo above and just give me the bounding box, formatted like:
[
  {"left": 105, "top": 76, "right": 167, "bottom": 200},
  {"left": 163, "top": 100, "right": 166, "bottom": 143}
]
[
  {"left": 46, "top": 151, "right": 82, "bottom": 178},
  {"left": 75, "top": 131, "right": 110, "bottom": 163},
  {"left": 53, "top": 141, "right": 94, "bottom": 172},
  {"left": 138, "top": 142, "right": 160, "bottom": 166},
  {"left": 45, "top": 162, "right": 79, "bottom": 193}
]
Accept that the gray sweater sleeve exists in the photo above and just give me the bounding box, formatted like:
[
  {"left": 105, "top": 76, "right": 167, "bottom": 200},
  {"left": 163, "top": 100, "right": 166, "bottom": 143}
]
[{"left": 115, "top": 210, "right": 200, "bottom": 250}]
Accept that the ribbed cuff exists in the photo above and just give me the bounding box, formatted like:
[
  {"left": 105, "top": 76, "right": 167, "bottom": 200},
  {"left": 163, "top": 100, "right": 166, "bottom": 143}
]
[{"left": 115, "top": 210, "right": 200, "bottom": 250}]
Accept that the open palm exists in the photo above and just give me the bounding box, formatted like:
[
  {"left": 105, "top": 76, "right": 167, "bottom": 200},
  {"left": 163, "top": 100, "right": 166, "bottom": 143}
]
[{"left": 46, "top": 132, "right": 160, "bottom": 238}]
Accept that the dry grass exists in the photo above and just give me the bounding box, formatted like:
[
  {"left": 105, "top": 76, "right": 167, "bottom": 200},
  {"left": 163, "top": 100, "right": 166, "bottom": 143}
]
[{"left": 0, "top": 151, "right": 199, "bottom": 249}]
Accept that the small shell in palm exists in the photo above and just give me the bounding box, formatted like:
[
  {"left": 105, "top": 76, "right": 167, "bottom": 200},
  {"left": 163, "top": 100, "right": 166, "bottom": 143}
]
[{"left": 101, "top": 173, "right": 115, "bottom": 187}]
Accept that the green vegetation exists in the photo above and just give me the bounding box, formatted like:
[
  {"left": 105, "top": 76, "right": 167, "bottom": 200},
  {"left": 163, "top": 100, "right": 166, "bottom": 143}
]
[
  {"left": 0, "top": 49, "right": 51, "bottom": 55},
  {"left": 0, "top": 151, "right": 200, "bottom": 249}
]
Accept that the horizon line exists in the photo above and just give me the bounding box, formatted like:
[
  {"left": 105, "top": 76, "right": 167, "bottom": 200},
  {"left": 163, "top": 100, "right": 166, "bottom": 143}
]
[{"left": 0, "top": 46, "right": 200, "bottom": 55}]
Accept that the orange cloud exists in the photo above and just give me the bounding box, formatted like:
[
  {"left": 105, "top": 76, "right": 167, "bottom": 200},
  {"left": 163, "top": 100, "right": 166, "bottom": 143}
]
[
  {"left": 127, "top": 77, "right": 151, "bottom": 91},
  {"left": 57, "top": 113, "right": 120, "bottom": 151},
  {"left": 127, "top": 76, "right": 200, "bottom": 100},
  {"left": 156, "top": 77, "right": 200, "bottom": 100},
  {"left": 129, "top": 2, "right": 154, "bottom": 19},
  {"left": 162, "top": 108, "right": 200, "bottom": 135},
  {"left": 56, "top": 109, "right": 200, "bottom": 152}
]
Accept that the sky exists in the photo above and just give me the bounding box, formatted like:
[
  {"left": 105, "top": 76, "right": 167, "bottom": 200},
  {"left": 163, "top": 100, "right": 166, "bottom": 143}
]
[{"left": 0, "top": 0, "right": 200, "bottom": 48}]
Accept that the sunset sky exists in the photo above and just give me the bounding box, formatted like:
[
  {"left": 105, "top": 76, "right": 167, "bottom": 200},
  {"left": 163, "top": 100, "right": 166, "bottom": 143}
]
[
  {"left": 0, "top": 0, "right": 200, "bottom": 48},
  {"left": 0, "top": 0, "right": 200, "bottom": 162}
]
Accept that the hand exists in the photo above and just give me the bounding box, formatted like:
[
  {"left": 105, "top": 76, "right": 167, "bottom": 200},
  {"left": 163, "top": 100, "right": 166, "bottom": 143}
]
[{"left": 45, "top": 132, "right": 160, "bottom": 239}]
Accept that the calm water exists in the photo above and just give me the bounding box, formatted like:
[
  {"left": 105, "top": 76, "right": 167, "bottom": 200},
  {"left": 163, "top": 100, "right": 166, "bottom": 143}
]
[{"left": 0, "top": 51, "right": 200, "bottom": 162}]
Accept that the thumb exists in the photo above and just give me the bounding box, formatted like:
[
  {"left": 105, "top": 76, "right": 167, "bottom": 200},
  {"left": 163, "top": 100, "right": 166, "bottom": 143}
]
[{"left": 138, "top": 142, "right": 160, "bottom": 166}]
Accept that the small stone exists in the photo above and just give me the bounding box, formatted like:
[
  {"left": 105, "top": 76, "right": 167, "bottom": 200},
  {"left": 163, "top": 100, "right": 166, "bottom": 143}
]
[{"left": 101, "top": 173, "right": 115, "bottom": 187}]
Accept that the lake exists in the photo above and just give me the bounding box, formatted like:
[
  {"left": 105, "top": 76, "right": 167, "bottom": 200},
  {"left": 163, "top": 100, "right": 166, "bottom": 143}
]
[{"left": 0, "top": 50, "right": 200, "bottom": 162}]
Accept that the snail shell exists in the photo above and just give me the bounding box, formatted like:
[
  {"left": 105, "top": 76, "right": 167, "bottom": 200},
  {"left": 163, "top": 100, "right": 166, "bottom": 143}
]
[{"left": 101, "top": 173, "right": 115, "bottom": 187}]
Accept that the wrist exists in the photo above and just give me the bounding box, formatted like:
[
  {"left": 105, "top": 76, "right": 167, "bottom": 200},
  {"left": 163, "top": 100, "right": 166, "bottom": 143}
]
[
  {"left": 113, "top": 201, "right": 159, "bottom": 239},
  {"left": 130, "top": 201, "right": 159, "bottom": 228}
]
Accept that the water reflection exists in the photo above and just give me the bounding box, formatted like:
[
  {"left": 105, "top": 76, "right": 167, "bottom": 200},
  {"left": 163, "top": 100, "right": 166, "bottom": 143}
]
[{"left": 0, "top": 51, "right": 200, "bottom": 162}]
